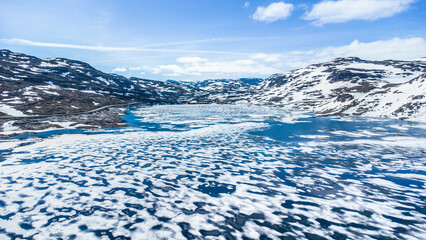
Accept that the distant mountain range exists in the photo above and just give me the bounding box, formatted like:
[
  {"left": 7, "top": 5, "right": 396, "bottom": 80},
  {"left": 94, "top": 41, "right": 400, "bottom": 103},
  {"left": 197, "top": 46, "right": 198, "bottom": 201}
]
[{"left": 1, "top": 49, "right": 425, "bottom": 122}]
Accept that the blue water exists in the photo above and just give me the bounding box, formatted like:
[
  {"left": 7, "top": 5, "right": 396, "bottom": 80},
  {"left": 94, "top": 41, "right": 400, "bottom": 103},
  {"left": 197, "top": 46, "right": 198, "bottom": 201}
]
[
  {"left": 0, "top": 105, "right": 425, "bottom": 240},
  {"left": 252, "top": 117, "right": 426, "bottom": 142}
]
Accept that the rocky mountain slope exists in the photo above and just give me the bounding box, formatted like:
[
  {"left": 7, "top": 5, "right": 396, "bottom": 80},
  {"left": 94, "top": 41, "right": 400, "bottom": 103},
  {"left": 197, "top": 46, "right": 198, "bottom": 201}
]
[
  {"left": 0, "top": 49, "right": 192, "bottom": 117},
  {"left": 243, "top": 57, "right": 426, "bottom": 121},
  {"left": 1, "top": 49, "right": 425, "bottom": 125},
  {"left": 177, "top": 78, "right": 263, "bottom": 104}
]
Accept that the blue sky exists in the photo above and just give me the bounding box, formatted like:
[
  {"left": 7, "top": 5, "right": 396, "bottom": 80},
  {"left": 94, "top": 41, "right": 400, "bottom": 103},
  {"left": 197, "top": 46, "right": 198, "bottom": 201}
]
[{"left": 1, "top": 0, "right": 425, "bottom": 80}]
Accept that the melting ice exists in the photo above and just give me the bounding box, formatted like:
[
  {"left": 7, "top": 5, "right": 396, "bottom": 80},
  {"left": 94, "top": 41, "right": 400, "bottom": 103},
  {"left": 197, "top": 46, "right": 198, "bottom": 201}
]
[{"left": 0, "top": 104, "right": 425, "bottom": 240}]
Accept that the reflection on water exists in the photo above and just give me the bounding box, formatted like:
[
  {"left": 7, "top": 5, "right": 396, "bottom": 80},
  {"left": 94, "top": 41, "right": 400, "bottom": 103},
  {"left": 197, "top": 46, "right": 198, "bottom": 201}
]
[{"left": 0, "top": 105, "right": 425, "bottom": 240}]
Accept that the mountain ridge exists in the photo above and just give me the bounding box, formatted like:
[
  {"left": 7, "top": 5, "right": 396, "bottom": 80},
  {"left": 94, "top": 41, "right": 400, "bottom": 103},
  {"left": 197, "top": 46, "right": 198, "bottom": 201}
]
[
  {"left": 1, "top": 49, "right": 425, "bottom": 137},
  {"left": 0, "top": 49, "right": 194, "bottom": 117},
  {"left": 242, "top": 57, "right": 425, "bottom": 121}
]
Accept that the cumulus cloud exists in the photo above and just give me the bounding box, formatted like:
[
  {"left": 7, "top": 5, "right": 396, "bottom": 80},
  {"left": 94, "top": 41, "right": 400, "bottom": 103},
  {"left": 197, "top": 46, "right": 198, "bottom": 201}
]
[
  {"left": 112, "top": 67, "right": 127, "bottom": 72},
  {"left": 129, "top": 67, "right": 143, "bottom": 71},
  {"left": 297, "top": 37, "right": 426, "bottom": 63},
  {"left": 304, "top": 0, "right": 416, "bottom": 25},
  {"left": 251, "top": 53, "right": 283, "bottom": 62},
  {"left": 139, "top": 37, "right": 426, "bottom": 79},
  {"left": 252, "top": 2, "right": 294, "bottom": 23},
  {"left": 142, "top": 56, "right": 281, "bottom": 77}
]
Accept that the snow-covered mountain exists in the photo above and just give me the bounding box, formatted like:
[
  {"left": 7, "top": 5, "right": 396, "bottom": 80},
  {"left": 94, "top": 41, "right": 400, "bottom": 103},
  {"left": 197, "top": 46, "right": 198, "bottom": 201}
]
[
  {"left": 244, "top": 57, "right": 426, "bottom": 121},
  {"left": 178, "top": 78, "right": 263, "bottom": 104},
  {"left": 1, "top": 49, "right": 425, "bottom": 121},
  {"left": 0, "top": 49, "right": 192, "bottom": 116}
]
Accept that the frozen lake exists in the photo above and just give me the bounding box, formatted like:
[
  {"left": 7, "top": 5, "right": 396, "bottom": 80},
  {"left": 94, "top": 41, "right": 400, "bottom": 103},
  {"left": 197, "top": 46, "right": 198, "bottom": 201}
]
[{"left": 0, "top": 104, "right": 425, "bottom": 239}]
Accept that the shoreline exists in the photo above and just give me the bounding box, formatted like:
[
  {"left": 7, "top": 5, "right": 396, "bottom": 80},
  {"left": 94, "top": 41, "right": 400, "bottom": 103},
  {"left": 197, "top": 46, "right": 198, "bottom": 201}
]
[
  {"left": 1, "top": 103, "right": 425, "bottom": 140},
  {"left": 0, "top": 106, "right": 132, "bottom": 140}
]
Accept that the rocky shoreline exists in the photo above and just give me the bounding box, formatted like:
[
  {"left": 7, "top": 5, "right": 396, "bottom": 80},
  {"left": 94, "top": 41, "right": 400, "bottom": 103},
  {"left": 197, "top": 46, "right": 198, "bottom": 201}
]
[{"left": 0, "top": 106, "right": 131, "bottom": 139}]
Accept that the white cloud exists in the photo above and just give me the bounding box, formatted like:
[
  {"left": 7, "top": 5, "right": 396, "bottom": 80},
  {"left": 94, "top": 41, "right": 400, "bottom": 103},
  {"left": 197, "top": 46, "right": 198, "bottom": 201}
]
[
  {"left": 252, "top": 2, "right": 294, "bottom": 23},
  {"left": 298, "top": 37, "right": 426, "bottom": 63},
  {"left": 251, "top": 53, "right": 283, "bottom": 62},
  {"left": 112, "top": 67, "right": 127, "bottom": 72},
  {"left": 244, "top": 2, "right": 250, "bottom": 8},
  {"left": 144, "top": 56, "right": 281, "bottom": 77},
  {"left": 304, "top": 0, "right": 415, "bottom": 25},
  {"left": 140, "top": 37, "right": 426, "bottom": 79},
  {"left": 1, "top": 38, "right": 248, "bottom": 55},
  {"left": 10, "top": 37, "right": 424, "bottom": 80},
  {"left": 151, "top": 68, "right": 162, "bottom": 74},
  {"left": 129, "top": 67, "right": 143, "bottom": 71},
  {"left": 4, "top": 38, "right": 139, "bottom": 51}
]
